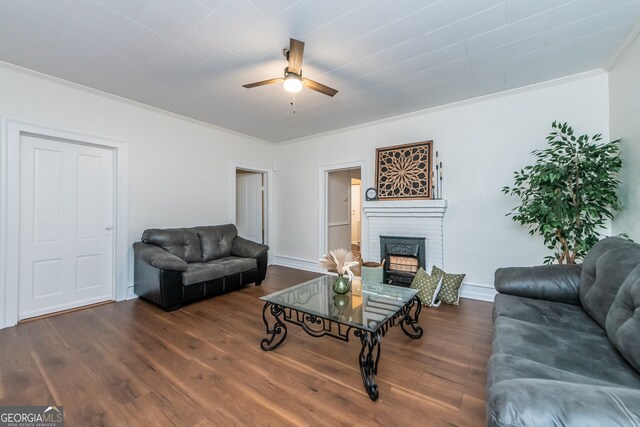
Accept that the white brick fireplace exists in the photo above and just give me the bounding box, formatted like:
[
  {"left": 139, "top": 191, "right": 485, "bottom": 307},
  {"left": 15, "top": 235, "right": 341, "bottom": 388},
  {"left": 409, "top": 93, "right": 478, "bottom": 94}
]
[
  {"left": 274, "top": 197, "right": 495, "bottom": 301},
  {"left": 362, "top": 199, "right": 447, "bottom": 273}
]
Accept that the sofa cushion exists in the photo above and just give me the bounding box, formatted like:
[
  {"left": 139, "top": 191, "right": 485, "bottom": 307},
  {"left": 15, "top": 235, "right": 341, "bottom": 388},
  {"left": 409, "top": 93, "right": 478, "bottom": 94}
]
[
  {"left": 487, "top": 353, "right": 624, "bottom": 390},
  {"left": 142, "top": 228, "right": 202, "bottom": 263},
  {"left": 208, "top": 256, "right": 257, "bottom": 276},
  {"left": 487, "top": 379, "right": 640, "bottom": 427},
  {"left": 606, "top": 264, "right": 640, "bottom": 373},
  {"left": 182, "top": 263, "right": 225, "bottom": 286},
  {"left": 493, "top": 293, "right": 606, "bottom": 336},
  {"left": 492, "top": 317, "right": 640, "bottom": 388},
  {"left": 579, "top": 237, "right": 640, "bottom": 328},
  {"left": 197, "top": 224, "right": 238, "bottom": 262}
]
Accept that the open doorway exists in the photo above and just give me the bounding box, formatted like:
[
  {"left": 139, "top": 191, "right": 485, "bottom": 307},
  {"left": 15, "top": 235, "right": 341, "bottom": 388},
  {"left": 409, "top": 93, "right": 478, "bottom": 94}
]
[
  {"left": 235, "top": 168, "right": 265, "bottom": 244},
  {"left": 351, "top": 175, "right": 362, "bottom": 253},
  {"left": 327, "top": 168, "right": 362, "bottom": 259}
]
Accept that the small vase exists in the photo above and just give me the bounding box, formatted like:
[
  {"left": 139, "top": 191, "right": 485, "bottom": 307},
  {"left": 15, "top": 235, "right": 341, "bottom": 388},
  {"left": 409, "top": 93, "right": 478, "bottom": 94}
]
[{"left": 333, "top": 274, "right": 351, "bottom": 294}]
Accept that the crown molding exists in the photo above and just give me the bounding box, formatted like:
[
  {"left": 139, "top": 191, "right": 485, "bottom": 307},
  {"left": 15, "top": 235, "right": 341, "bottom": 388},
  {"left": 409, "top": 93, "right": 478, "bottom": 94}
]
[
  {"left": 0, "top": 59, "right": 610, "bottom": 148},
  {"left": 605, "top": 19, "right": 640, "bottom": 71},
  {"left": 277, "top": 68, "right": 608, "bottom": 146},
  {"left": 0, "top": 60, "right": 274, "bottom": 146}
]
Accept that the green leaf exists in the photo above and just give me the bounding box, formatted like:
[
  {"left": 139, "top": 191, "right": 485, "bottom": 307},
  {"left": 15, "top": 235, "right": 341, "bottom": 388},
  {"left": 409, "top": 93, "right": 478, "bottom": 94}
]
[{"left": 502, "top": 121, "right": 623, "bottom": 264}]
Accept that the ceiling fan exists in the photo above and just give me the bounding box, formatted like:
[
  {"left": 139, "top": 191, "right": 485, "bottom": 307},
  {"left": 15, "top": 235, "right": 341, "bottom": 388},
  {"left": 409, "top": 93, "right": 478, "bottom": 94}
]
[{"left": 242, "top": 38, "right": 338, "bottom": 97}]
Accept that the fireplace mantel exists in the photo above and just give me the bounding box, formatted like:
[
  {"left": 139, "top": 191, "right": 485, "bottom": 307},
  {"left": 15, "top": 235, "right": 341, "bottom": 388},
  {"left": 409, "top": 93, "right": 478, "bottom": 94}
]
[
  {"left": 362, "top": 199, "right": 447, "bottom": 273},
  {"left": 362, "top": 199, "right": 447, "bottom": 216}
]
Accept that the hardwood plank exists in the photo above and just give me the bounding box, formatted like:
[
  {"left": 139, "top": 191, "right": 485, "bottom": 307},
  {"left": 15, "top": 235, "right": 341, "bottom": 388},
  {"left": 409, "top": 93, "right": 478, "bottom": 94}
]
[
  {"left": 16, "top": 320, "right": 137, "bottom": 426},
  {"left": 0, "top": 327, "right": 55, "bottom": 405},
  {"left": 0, "top": 265, "right": 493, "bottom": 426}
]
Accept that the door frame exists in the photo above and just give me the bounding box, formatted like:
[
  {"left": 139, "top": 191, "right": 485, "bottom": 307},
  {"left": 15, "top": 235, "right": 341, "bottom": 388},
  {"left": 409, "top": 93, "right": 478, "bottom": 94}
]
[
  {"left": 319, "top": 160, "right": 367, "bottom": 261},
  {"left": 228, "top": 162, "right": 272, "bottom": 263},
  {"left": 1, "top": 120, "right": 129, "bottom": 329}
]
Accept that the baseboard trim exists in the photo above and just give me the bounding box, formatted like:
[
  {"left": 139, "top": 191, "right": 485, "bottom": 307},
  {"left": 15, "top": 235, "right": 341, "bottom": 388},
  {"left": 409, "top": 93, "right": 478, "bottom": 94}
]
[
  {"left": 127, "top": 283, "right": 138, "bottom": 300},
  {"left": 272, "top": 255, "right": 496, "bottom": 302},
  {"left": 272, "top": 255, "right": 323, "bottom": 273},
  {"left": 459, "top": 281, "right": 497, "bottom": 302}
]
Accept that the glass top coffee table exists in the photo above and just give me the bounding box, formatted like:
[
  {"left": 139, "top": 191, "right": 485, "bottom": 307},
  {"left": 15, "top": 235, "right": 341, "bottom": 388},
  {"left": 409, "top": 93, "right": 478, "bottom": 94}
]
[{"left": 259, "top": 275, "right": 423, "bottom": 401}]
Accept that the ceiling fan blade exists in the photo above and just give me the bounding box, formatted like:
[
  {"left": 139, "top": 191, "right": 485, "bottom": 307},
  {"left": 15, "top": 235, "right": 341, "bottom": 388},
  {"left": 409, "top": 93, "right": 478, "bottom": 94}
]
[
  {"left": 303, "top": 78, "right": 338, "bottom": 97},
  {"left": 242, "top": 77, "right": 283, "bottom": 89},
  {"left": 287, "top": 38, "right": 305, "bottom": 74}
]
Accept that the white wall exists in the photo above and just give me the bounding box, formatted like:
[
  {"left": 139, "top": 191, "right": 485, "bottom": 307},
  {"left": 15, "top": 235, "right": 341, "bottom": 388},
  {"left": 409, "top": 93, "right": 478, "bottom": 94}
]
[
  {"left": 610, "top": 34, "right": 640, "bottom": 242},
  {"left": 0, "top": 61, "right": 617, "bottom": 314},
  {"left": 275, "top": 73, "right": 610, "bottom": 288},
  {"left": 0, "top": 65, "right": 275, "bottom": 305}
]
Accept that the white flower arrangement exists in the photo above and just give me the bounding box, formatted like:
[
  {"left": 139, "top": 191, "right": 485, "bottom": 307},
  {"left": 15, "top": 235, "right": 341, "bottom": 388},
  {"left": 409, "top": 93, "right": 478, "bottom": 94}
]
[{"left": 319, "top": 248, "right": 359, "bottom": 281}]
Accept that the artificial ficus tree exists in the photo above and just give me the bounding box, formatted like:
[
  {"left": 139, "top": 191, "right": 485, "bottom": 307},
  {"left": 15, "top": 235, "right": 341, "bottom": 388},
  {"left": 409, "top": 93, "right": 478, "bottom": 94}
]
[{"left": 503, "top": 121, "right": 623, "bottom": 264}]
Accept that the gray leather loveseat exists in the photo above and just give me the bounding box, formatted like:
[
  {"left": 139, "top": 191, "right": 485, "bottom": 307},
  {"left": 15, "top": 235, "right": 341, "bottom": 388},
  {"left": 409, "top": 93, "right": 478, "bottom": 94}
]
[
  {"left": 487, "top": 237, "right": 640, "bottom": 426},
  {"left": 133, "top": 224, "right": 268, "bottom": 311}
]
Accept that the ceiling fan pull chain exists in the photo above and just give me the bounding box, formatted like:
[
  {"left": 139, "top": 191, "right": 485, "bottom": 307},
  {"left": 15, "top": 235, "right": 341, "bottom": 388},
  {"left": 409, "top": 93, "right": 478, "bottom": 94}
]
[{"left": 291, "top": 92, "right": 296, "bottom": 114}]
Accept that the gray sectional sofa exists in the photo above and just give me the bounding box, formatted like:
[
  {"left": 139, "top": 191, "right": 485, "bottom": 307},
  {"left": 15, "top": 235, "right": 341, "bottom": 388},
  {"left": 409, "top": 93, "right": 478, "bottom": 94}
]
[
  {"left": 133, "top": 224, "right": 268, "bottom": 311},
  {"left": 487, "top": 237, "right": 640, "bottom": 426}
]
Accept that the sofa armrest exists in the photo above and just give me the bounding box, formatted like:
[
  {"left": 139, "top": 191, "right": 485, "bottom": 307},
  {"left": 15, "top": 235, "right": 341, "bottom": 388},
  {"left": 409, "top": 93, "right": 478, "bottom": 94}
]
[
  {"left": 488, "top": 379, "right": 640, "bottom": 427},
  {"left": 494, "top": 264, "right": 582, "bottom": 304},
  {"left": 133, "top": 246, "right": 184, "bottom": 310},
  {"left": 232, "top": 236, "right": 269, "bottom": 259},
  {"left": 232, "top": 237, "right": 269, "bottom": 283},
  {"left": 133, "top": 242, "right": 188, "bottom": 272}
]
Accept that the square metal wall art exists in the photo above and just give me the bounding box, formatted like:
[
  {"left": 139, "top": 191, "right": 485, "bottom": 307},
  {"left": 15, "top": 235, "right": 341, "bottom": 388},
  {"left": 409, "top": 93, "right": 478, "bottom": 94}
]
[{"left": 376, "top": 141, "right": 433, "bottom": 200}]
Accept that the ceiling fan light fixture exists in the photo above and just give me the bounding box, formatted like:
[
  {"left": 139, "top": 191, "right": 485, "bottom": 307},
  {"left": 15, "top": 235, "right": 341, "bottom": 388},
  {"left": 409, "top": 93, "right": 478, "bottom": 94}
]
[
  {"left": 283, "top": 72, "right": 302, "bottom": 93},
  {"left": 243, "top": 38, "right": 337, "bottom": 97}
]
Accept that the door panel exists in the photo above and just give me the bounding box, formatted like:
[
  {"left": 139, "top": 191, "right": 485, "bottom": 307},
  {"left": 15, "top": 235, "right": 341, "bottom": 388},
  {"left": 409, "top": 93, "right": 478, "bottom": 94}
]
[
  {"left": 236, "top": 172, "right": 263, "bottom": 243},
  {"left": 19, "top": 135, "right": 114, "bottom": 320},
  {"left": 77, "top": 154, "right": 103, "bottom": 239},
  {"left": 76, "top": 254, "right": 102, "bottom": 290},
  {"left": 33, "top": 148, "right": 63, "bottom": 243},
  {"left": 32, "top": 258, "right": 62, "bottom": 297}
]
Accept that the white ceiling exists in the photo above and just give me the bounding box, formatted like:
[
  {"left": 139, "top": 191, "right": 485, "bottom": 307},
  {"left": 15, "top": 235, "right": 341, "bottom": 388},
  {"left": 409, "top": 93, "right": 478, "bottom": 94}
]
[{"left": 1, "top": 0, "right": 639, "bottom": 142}]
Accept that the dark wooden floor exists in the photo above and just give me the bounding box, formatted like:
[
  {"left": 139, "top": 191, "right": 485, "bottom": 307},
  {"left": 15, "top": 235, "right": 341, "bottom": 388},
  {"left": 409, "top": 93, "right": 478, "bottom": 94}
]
[{"left": 0, "top": 266, "right": 493, "bottom": 426}]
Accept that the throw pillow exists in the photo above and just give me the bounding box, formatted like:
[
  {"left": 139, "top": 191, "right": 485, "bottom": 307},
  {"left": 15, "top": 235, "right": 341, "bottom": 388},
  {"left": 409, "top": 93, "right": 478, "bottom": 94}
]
[
  {"left": 432, "top": 266, "right": 466, "bottom": 305},
  {"left": 410, "top": 267, "right": 443, "bottom": 307}
]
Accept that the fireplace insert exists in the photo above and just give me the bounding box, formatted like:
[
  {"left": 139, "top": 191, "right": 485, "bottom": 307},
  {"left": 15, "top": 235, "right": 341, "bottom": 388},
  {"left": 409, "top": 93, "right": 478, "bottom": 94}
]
[{"left": 379, "top": 236, "right": 426, "bottom": 287}]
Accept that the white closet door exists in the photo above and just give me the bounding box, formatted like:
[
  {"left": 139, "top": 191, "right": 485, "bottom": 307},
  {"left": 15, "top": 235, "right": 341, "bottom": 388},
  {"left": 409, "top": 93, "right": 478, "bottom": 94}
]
[{"left": 19, "top": 134, "right": 114, "bottom": 320}]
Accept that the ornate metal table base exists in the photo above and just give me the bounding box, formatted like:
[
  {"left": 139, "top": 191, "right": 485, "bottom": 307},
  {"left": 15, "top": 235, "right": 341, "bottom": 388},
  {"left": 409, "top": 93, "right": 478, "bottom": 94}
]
[
  {"left": 260, "top": 295, "right": 423, "bottom": 401},
  {"left": 355, "top": 330, "right": 381, "bottom": 400},
  {"left": 260, "top": 303, "right": 287, "bottom": 351}
]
